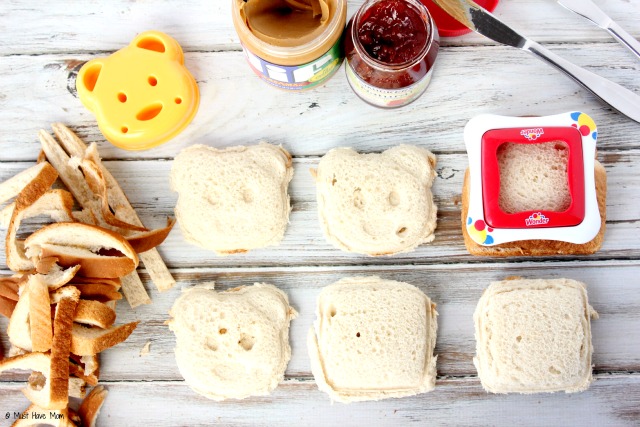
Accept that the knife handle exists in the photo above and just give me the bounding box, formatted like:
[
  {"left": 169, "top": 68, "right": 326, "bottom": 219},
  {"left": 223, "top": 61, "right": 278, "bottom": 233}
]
[
  {"left": 524, "top": 40, "right": 640, "bottom": 123},
  {"left": 607, "top": 21, "right": 640, "bottom": 62}
]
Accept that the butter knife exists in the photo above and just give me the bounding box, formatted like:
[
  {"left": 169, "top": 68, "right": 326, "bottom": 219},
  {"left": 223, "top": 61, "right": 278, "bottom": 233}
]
[
  {"left": 431, "top": 0, "right": 640, "bottom": 123},
  {"left": 558, "top": 0, "right": 640, "bottom": 62}
]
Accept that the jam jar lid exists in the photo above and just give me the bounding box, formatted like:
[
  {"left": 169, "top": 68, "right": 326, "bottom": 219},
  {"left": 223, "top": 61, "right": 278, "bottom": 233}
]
[{"left": 420, "top": 0, "right": 500, "bottom": 37}]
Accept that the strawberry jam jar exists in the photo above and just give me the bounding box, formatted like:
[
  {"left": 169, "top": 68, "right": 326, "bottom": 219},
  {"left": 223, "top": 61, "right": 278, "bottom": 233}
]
[{"left": 344, "top": 0, "right": 439, "bottom": 108}]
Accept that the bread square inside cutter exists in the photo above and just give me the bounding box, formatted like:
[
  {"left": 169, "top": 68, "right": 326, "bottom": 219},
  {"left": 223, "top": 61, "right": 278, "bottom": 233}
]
[{"left": 481, "top": 126, "right": 585, "bottom": 229}]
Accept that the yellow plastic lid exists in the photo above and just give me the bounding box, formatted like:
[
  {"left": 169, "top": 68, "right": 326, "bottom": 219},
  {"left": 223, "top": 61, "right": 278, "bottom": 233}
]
[{"left": 76, "top": 31, "right": 199, "bottom": 151}]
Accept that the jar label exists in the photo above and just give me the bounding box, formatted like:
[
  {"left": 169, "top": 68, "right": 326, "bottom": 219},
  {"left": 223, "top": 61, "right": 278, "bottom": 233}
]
[
  {"left": 241, "top": 38, "right": 343, "bottom": 90},
  {"left": 345, "top": 62, "right": 433, "bottom": 108}
]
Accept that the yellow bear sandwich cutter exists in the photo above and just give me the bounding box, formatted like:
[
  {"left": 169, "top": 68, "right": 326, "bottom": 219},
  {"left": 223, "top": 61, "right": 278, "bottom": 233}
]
[{"left": 77, "top": 31, "right": 199, "bottom": 151}]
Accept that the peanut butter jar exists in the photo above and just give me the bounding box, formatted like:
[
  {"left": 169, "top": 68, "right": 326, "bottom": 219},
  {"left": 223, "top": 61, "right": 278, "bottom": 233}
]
[{"left": 232, "top": 0, "right": 347, "bottom": 90}]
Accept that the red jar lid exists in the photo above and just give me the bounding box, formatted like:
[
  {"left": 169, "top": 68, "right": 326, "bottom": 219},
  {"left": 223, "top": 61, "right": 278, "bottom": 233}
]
[{"left": 420, "top": 0, "right": 500, "bottom": 37}]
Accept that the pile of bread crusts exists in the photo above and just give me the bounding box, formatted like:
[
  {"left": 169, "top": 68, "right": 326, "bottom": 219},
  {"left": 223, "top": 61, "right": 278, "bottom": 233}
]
[{"left": 0, "top": 124, "right": 174, "bottom": 426}]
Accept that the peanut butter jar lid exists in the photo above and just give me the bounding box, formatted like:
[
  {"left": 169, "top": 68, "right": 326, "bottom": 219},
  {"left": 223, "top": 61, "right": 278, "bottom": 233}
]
[
  {"left": 232, "top": 0, "right": 347, "bottom": 66},
  {"left": 420, "top": 0, "right": 500, "bottom": 37}
]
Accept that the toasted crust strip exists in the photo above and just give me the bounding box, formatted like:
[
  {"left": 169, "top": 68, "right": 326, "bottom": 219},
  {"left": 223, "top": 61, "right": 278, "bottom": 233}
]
[
  {"left": 24, "top": 222, "right": 139, "bottom": 279},
  {"left": 78, "top": 385, "right": 108, "bottom": 427},
  {"left": 5, "top": 163, "right": 59, "bottom": 272},
  {"left": 38, "top": 130, "right": 101, "bottom": 220},
  {"left": 0, "top": 203, "right": 13, "bottom": 228},
  {"left": 0, "top": 295, "right": 17, "bottom": 318},
  {"left": 126, "top": 217, "right": 176, "bottom": 253},
  {"left": 68, "top": 377, "right": 86, "bottom": 399},
  {"left": 71, "top": 321, "right": 139, "bottom": 356},
  {"left": 41, "top": 128, "right": 151, "bottom": 308},
  {"left": 69, "top": 276, "right": 121, "bottom": 289},
  {"left": 74, "top": 300, "right": 116, "bottom": 329},
  {"left": 40, "top": 244, "right": 137, "bottom": 279},
  {"left": 8, "top": 284, "right": 33, "bottom": 351},
  {"left": 71, "top": 283, "right": 123, "bottom": 302},
  {"left": 80, "top": 354, "right": 99, "bottom": 377},
  {"left": 28, "top": 276, "right": 53, "bottom": 352},
  {"left": 0, "top": 277, "right": 20, "bottom": 301},
  {"left": 37, "top": 263, "right": 81, "bottom": 290},
  {"left": 0, "top": 162, "right": 50, "bottom": 206},
  {"left": 78, "top": 157, "right": 147, "bottom": 232},
  {"left": 49, "top": 289, "right": 80, "bottom": 411},
  {"left": 69, "top": 359, "right": 99, "bottom": 387},
  {"left": 67, "top": 129, "right": 175, "bottom": 292},
  {"left": 1, "top": 190, "right": 74, "bottom": 230}
]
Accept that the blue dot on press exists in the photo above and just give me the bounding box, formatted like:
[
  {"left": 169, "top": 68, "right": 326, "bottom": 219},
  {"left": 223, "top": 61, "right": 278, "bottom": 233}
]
[{"left": 484, "top": 235, "right": 494, "bottom": 244}]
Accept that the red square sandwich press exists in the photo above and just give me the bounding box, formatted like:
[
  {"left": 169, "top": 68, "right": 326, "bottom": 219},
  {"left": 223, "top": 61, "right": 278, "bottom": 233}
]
[{"left": 464, "top": 112, "right": 601, "bottom": 246}]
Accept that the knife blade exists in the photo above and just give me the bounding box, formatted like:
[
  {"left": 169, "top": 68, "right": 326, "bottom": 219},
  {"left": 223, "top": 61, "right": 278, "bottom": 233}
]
[
  {"left": 431, "top": 0, "right": 640, "bottom": 123},
  {"left": 558, "top": 0, "right": 640, "bottom": 62}
]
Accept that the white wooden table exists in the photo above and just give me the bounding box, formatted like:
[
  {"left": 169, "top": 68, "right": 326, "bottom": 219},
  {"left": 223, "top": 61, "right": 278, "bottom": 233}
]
[{"left": 1, "top": 1, "right": 640, "bottom": 425}]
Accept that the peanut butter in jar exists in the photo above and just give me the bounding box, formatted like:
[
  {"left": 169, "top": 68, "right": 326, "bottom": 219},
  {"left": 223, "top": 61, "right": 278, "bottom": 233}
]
[{"left": 232, "top": 0, "right": 347, "bottom": 90}]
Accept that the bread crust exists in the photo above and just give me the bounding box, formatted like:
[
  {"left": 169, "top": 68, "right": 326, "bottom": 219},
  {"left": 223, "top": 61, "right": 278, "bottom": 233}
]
[
  {"left": 74, "top": 300, "right": 117, "bottom": 328},
  {"left": 78, "top": 385, "right": 108, "bottom": 427},
  {"left": 25, "top": 222, "right": 139, "bottom": 278},
  {"left": 48, "top": 291, "right": 80, "bottom": 410},
  {"left": 70, "top": 322, "right": 139, "bottom": 356},
  {"left": 28, "top": 276, "right": 53, "bottom": 352},
  {"left": 461, "top": 161, "right": 606, "bottom": 256}
]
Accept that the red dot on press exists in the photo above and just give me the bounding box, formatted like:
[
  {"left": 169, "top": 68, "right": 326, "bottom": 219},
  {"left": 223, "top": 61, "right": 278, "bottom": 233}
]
[
  {"left": 580, "top": 125, "right": 590, "bottom": 136},
  {"left": 474, "top": 220, "right": 485, "bottom": 231}
]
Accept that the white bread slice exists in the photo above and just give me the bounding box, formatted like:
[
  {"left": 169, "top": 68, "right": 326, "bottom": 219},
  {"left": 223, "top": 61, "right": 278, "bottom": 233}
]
[
  {"left": 78, "top": 385, "right": 108, "bottom": 427},
  {"left": 70, "top": 321, "right": 139, "bottom": 356},
  {"left": 312, "top": 145, "right": 438, "bottom": 256},
  {"left": 167, "top": 283, "right": 297, "bottom": 400},
  {"left": 24, "top": 222, "right": 139, "bottom": 278},
  {"left": 497, "top": 142, "right": 571, "bottom": 213},
  {"left": 28, "top": 275, "right": 53, "bottom": 352},
  {"left": 308, "top": 276, "right": 438, "bottom": 403},
  {"left": 11, "top": 403, "right": 77, "bottom": 427},
  {"left": 170, "top": 143, "right": 293, "bottom": 254},
  {"left": 473, "top": 278, "right": 597, "bottom": 394}
]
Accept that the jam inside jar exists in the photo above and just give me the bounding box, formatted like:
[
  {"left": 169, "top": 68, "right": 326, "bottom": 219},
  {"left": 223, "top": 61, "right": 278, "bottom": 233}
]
[{"left": 344, "top": 0, "right": 439, "bottom": 108}]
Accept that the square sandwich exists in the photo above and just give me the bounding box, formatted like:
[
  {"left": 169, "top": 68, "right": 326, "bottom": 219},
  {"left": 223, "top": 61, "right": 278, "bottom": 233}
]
[
  {"left": 474, "top": 278, "right": 598, "bottom": 394},
  {"left": 308, "top": 276, "right": 438, "bottom": 402}
]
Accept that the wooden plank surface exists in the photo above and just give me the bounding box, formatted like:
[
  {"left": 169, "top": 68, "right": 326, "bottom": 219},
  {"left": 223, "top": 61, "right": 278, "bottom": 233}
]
[
  {"left": 0, "top": 45, "right": 639, "bottom": 162},
  {"left": 1, "top": 0, "right": 640, "bottom": 425},
  {"left": 2, "top": 153, "right": 640, "bottom": 267},
  {"left": 1, "top": 374, "right": 639, "bottom": 427}
]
